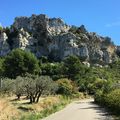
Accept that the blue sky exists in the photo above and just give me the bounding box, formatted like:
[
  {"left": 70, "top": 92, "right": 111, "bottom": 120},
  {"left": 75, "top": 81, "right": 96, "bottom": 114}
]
[{"left": 0, "top": 0, "right": 120, "bottom": 45}]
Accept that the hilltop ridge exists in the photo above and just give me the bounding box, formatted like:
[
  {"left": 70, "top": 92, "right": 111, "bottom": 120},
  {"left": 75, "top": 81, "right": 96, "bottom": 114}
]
[{"left": 0, "top": 14, "right": 120, "bottom": 66}]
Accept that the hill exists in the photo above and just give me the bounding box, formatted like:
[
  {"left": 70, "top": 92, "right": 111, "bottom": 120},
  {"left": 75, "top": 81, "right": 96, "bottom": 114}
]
[{"left": 0, "top": 14, "right": 120, "bottom": 66}]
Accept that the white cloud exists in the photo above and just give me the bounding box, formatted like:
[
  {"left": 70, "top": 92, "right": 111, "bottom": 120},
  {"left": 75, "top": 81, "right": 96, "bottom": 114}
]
[{"left": 105, "top": 21, "right": 120, "bottom": 27}]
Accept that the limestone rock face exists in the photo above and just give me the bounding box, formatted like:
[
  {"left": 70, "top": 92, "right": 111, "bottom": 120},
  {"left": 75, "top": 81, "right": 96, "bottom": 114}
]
[
  {"left": 13, "top": 14, "right": 70, "bottom": 35},
  {"left": 103, "top": 50, "right": 112, "bottom": 64},
  {"left": 13, "top": 17, "right": 30, "bottom": 30},
  {"left": 90, "top": 50, "right": 103, "bottom": 62},
  {"left": 59, "top": 33, "right": 79, "bottom": 58},
  {"left": 1, "top": 14, "right": 119, "bottom": 65},
  {"left": 79, "top": 44, "right": 89, "bottom": 60},
  {"left": 13, "top": 28, "right": 30, "bottom": 49},
  {"left": 0, "top": 32, "right": 10, "bottom": 56},
  {"left": 48, "top": 18, "right": 70, "bottom": 35}
]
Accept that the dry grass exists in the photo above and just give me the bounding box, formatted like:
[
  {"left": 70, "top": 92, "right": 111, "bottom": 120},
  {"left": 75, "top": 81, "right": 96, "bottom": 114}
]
[
  {"left": 15, "top": 96, "right": 61, "bottom": 113},
  {"left": 0, "top": 95, "right": 61, "bottom": 120},
  {"left": 32, "top": 96, "right": 60, "bottom": 112},
  {"left": 0, "top": 94, "right": 68, "bottom": 120},
  {"left": 0, "top": 97, "right": 20, "bottom": 120}
]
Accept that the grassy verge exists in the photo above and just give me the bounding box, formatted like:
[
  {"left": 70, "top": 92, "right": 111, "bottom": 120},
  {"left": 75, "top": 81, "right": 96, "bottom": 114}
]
[
  {"left": 20, "top": 96, "right": 71, "bottom": 120},
  {"left": 0, "top": 92, "right": 86, "bottom": 120},
  {"left": 0, "top": 96, "right": 20, "bottom": 120},
  {"left": 20, "top": 92, "right": 88, "bottom": 120}
]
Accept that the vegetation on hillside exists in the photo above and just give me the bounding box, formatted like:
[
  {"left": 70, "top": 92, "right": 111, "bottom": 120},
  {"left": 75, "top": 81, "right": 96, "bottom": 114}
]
[{"left": 0, "top": 49, "right": 120, "bottom": 119}]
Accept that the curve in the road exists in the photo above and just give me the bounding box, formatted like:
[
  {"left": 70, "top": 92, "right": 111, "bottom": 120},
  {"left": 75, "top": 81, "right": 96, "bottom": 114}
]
[{"left": 42, "top": 99, "right": 114, "bottom": 120}]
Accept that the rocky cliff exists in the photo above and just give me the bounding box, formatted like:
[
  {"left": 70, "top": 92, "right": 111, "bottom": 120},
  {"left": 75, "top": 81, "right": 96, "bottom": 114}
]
[{"left": 0, "top": 14, "right": 119, "bottom": 65}]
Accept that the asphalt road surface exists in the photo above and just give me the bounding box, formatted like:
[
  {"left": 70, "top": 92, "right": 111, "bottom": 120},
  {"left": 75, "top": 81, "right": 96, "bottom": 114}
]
[{"left": 42, "top": 99, "right": 114, "bottom": 120}]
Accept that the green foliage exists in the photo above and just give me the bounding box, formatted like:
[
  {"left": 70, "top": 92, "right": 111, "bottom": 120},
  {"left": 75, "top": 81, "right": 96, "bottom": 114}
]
[
  {"left": 13, "top": 76, "right": 26, "bottom": 99},
  {"left": 0, "top": 58, "right": 5, "bottom": 76},
  {"left": 22, "top": 75, "right": 58, "bottom": 103},
  {"left": 41, "top": 63, "right": 64, "bottom": 80},
  {"left": 95, "top": 89, "right": 120, "bottom": 115},
  {"left": 0, "top": 26, "right": 2, "bottom": 32},
  {"left": 63, "top": 55, "right": 85, "bottom": 80},
  {"left": 76, "top": 66, "right": 114, "bottom": 94},
  {"left": 56, "top": 78, "right": 76, "bottom": 96},
  {"left": 0, "top": 75, "right": 58, "bottom": 103},
  {"left": 40, "top": 56, "right": 48, "bottom": 64},
  {"left": 108, "top": 60, "right": 120, "bottom": 82},
  {"left": 0, "top": 78, "right": 14, "bottom": 94},
  {"left": 3, "top": 49, "right": 40, "bottom": 78}
]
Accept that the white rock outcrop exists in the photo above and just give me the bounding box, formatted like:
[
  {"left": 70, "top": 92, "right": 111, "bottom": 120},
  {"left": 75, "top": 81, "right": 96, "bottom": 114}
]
[
  {"left": 0, "top": 32, "right": 10, "bottom": 56},
  {"left": 0, "top": 14, "right": 118, "bottom": 65}
]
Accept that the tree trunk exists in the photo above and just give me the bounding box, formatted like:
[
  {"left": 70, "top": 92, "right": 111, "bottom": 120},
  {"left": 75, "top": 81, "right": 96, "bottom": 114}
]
[
  {"left": 30, "top": 96, "right": 33, "bottom": 104},
  {"left": 36, "top": 92, "right": 42, "bottom": 103},
  {"left": 33, "top": 92, "right": 38, "bottom": 103},
  {"left": 33, "top": 97, "right": 36, "bottom": 103},
  {"left": 17, "top": 94, "right": 21, "bottom": 100}
]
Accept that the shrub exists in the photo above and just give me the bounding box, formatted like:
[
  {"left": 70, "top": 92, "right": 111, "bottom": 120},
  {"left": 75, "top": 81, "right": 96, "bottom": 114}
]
[
  {"left": 56, "top": 78, "right": 75, "bottom": 96},
  {"left": 95, "top": 89, "right": 120, "bottom": 115}
]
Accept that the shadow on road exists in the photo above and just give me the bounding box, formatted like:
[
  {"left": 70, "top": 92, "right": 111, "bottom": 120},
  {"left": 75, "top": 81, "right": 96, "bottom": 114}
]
[{"left": 76, "top": 101, "right": 116, "bottom": 120}]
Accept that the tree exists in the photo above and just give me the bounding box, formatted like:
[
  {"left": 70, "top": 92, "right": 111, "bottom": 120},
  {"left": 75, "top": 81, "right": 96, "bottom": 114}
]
[
  {"left": 3, "top": 49, "right": 40, "bottom": 78},
  {"left": 0, "top": 75, "right": 58, "bottom": 103},
  {"left": 0, "top": 78, "right": 14, "bottom": 94},
  {"left": 24, "top": 76, "right": 58, "bottom": 103},
  {"left": 63, "top": 55, "right": 86, "bottom": 80},
  {"left": 13, "top": 76, "right": 25, "bottom": 100},
  {"left": 41, "top": 62, "right": 64, "bottom": 80}
]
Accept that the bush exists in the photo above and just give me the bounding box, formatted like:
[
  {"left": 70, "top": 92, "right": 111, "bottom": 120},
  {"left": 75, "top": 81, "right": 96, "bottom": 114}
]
[
  {"left": 56, "top": 78, "right": 77, "bottom": 96},
  {"left": 105, "top": 89, "right": 120, "bottom": 113},
  {"left": 95, "top": 89, "right": 120, "bottom": 114}
]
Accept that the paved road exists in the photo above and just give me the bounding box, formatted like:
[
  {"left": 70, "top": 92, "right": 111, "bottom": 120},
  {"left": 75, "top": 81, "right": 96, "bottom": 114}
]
[{"left": 42, "top": 99, "right": 114, "bottom": 120}]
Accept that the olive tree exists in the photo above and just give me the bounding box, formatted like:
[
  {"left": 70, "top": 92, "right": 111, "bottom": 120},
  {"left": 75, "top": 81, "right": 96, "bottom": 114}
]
[
  {"left": 0, "top": 78, "right": 14, "bottom": 95},
  {"left": 23, "top": 76, "right": 58, "bottom": 103},
  {"left": 13, "top": 76, "right": 25, "bottom": 100}
]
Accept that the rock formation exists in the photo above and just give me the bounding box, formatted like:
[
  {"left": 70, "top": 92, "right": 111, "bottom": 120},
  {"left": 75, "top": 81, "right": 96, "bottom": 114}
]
[
  {"left": 0, "top": 32, "right": 10, "bottom": 56},
  {"left": 0, "top": 14, "right": 119, "bottom": 65}
]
